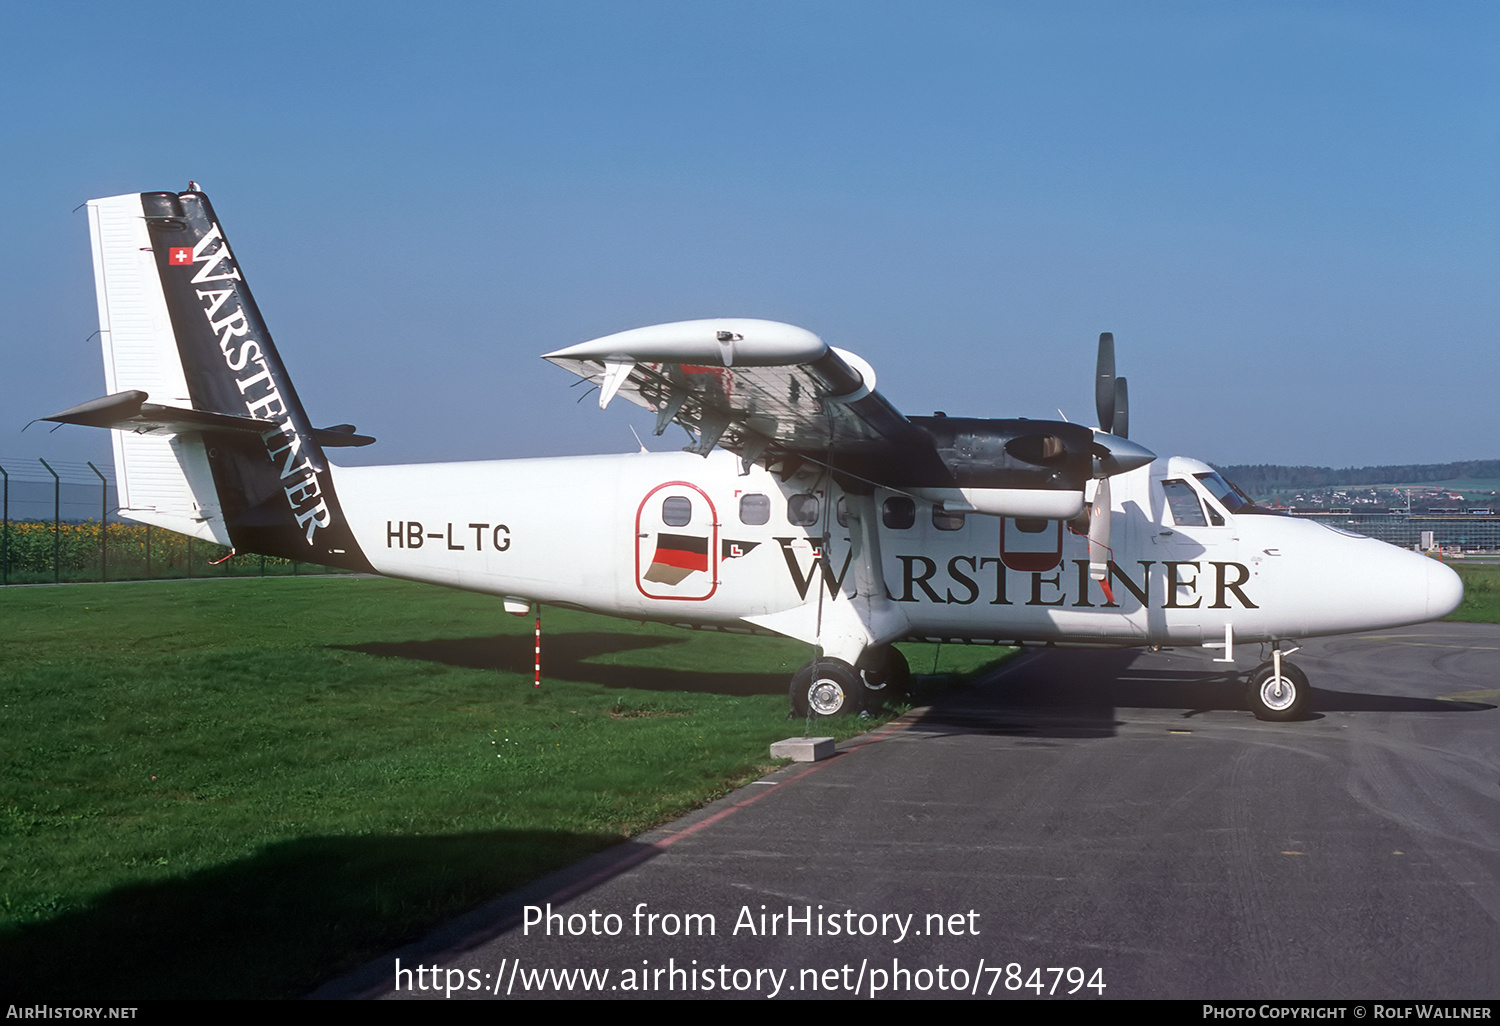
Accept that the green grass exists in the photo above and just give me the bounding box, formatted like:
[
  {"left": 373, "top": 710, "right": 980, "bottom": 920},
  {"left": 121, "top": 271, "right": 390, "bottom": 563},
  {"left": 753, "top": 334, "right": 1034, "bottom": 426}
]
[
  {"left": 0, "top": 576, "right": 1004, "bottom": 998},
  {"left": 1446, "top": 561, "right": 1500, "bottom": 623}
]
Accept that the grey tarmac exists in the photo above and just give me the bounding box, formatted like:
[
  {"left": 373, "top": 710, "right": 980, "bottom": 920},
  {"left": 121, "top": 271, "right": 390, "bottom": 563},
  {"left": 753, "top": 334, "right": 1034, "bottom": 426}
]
[{"left": 316, "top": 621, "right": 1500, "bottom": 1000}]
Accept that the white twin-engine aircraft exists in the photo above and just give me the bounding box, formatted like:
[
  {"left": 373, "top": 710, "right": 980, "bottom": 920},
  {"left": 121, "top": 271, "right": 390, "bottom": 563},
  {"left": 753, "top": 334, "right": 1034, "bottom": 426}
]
[{"left": 46, "top": 188, "right": 1463, "bottom": 722}]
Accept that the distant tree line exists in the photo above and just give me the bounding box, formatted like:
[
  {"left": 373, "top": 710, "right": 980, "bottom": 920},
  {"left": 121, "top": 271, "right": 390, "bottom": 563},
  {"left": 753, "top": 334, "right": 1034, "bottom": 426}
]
[{"left": 1211, "top": 460, "right": 1500, "bottom": 495}]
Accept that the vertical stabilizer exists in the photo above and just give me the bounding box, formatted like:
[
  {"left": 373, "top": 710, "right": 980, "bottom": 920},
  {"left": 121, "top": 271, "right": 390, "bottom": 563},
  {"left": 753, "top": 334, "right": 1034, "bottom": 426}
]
[
  {"left": 89, "top": 192, "right": 228, "bottom": 544},
  {"left": 86, "top": 189, "right": 371, "bottom": 569}
]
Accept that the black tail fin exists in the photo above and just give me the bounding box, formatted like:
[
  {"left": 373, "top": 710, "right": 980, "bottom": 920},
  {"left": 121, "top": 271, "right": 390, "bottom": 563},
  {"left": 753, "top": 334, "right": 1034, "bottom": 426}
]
[{"left": 139, "top": 189, "right": 373, "bottom": 568}]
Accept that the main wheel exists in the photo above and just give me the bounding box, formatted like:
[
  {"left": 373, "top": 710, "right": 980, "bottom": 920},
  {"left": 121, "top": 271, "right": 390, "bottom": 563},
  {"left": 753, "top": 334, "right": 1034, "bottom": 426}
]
[
  {"left": 790, "top": 659, "right": 864, "bottom": 718},
  {"left": 1247, "top": 659, "right": 1310, "bottom": 721},
  {"left": 859, "top": 646, "right": 910, "bottom": 709}
]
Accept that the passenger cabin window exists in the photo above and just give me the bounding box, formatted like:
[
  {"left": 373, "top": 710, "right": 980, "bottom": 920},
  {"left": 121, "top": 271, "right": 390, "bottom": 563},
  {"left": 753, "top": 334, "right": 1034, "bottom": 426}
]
[
  {"left": 662, "top": 496, "right": 692, "bottom": 527},
  {"left": 1014, "top": 517, "right": 1048, "bottom": 533},
  {"left": 835, "top": 496, "right": 849, "bottom": 528},
  {"left": 788, "top": 493, "right": 819, "bottom": 527},
  {"left": 739, "top": 493, "right": 770, "bottom": 526},
  {"left": 883, "top": 497, "right": 915, "bottom": 529},
  {"left": 1161, "top": 479, "right": 1208, "bottom": 526},
  {"left": 932, "top": 504, "right": 965, "bottom": 531}
]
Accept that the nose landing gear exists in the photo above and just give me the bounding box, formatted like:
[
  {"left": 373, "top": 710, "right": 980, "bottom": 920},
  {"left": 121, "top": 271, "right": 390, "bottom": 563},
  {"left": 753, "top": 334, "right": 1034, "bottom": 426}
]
[{"left": 1247, "top": 645, "right": 1310, "bottom": 721}]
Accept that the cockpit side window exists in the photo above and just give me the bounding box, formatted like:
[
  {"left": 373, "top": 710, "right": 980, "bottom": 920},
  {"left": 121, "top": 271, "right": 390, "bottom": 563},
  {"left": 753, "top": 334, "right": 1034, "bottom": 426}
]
[{"left": 1161, "top": 479, "right": 1208, "bottom": 526}]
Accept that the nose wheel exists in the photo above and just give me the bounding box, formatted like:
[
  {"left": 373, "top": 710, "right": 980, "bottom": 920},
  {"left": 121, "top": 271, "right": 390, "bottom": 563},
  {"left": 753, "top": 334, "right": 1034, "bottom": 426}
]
[{"left": 1247, "top": 657, "right": 1310, "bottom": 721}]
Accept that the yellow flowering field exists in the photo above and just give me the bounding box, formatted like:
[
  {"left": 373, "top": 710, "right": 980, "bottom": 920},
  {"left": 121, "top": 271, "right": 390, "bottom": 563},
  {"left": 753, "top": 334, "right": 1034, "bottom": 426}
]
[{"left": 0, "top": 520, "right": 324, "bottom": 582}]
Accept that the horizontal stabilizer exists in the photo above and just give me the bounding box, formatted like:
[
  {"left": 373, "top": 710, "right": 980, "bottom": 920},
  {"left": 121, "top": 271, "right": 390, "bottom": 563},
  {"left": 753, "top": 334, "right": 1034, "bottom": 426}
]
[
  {"left": 43, "top": 390, "right": 279, "bottom": 435},
  {"left": 312, "top": 423, "right": 377, "bottom": 447},
  {"left": 42, "top": 392, "right": 376, "bottom": 447}
]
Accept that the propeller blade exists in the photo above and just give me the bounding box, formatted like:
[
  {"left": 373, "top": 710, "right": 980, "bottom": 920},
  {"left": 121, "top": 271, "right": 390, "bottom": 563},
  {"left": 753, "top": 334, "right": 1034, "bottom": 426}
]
[
  {"left": 1088, "top": 477, "right": 1111, "bottom": 582},
  {"left": 1113, "top": 376, "right": 1129, "bottom": 439},
  {"left": 1095, "top": 332, "right": 1116, "bottom": 433}
]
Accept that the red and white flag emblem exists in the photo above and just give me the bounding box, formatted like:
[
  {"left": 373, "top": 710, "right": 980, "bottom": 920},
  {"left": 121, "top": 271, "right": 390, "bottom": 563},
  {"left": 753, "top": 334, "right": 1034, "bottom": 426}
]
[{"left": 168, "top": 247, "right": 193, "bottom": 265}]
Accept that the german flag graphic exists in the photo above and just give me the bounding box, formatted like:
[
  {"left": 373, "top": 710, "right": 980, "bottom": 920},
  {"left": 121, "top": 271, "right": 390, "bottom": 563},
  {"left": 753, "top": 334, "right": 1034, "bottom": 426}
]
[{"left": 644, "top": 533, "right": 709, "bottom": 586}]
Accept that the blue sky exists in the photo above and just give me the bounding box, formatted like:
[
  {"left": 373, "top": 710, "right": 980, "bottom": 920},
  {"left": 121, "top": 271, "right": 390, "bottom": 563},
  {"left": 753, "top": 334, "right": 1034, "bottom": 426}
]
[{"left": 3, "top": 1, "right": 1496, "bottom": 481}]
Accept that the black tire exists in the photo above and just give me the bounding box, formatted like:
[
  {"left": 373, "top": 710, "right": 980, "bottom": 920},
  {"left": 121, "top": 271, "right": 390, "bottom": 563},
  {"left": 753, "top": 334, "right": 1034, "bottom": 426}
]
[
  {"left": 859, "top": 646, "right": 910, "bottom": 708},
  {"left": 1247, "top": 659, "right": 1310, "bottom": 721},
  {"left": 790, "top": 659, "right": 864, "bottom": 718}
]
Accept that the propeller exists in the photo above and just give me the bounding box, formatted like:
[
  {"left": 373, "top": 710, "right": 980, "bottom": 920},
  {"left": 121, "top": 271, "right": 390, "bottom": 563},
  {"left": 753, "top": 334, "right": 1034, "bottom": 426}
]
[
  {"left": 1088, "top": 476, "right": 1112, "bottom": 592},
  {"left": 1088, "top": 332, "right": 1138, "bottom": 594},
  {"left": 1094, "top": 332, "right": 1129, "bottom": 438}
]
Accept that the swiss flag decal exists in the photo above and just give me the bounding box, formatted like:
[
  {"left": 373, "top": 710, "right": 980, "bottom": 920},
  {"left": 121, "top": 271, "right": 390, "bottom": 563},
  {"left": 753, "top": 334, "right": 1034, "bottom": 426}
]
[{"left": 168, "top": 247, "right": 193, "bottom": 265}]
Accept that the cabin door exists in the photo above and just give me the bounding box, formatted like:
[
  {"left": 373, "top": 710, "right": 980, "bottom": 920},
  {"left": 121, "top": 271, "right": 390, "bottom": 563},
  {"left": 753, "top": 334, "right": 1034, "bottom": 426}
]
[{"left": 635, "top": 481, "right": 720, "bottom": 601}]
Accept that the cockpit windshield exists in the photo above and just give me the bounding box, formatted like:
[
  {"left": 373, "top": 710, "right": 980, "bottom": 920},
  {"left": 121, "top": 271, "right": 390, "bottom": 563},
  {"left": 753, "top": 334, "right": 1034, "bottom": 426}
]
[{"left": 1194, "top": 472, "right": 1253, "bottom": 513}]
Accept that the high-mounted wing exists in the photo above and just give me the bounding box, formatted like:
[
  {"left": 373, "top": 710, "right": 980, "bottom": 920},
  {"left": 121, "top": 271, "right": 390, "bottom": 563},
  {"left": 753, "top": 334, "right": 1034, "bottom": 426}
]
[
  {"left": 544, "top": 319, "right": 1153, "bottom": 519},
  {"left": 544, "top": 318, "right": 937, "bottom": 474}
]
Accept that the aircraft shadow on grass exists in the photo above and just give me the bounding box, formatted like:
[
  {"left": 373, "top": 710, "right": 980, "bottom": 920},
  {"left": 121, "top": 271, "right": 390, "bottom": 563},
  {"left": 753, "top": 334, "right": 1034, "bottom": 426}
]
[
  {"left": 337, "top": 632, "right": 793, "bottom": 697},
  {"left": 0, "top": 827, "right": 637, "bottom": 1001},
  {"left": 340, "top": 635, "right": 1497, "bottom": 723}
]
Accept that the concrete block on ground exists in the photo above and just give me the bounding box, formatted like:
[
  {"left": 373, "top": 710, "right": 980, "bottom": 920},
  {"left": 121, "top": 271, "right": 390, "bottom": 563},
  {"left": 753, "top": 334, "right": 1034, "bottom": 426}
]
[{"left": 770, "top": 736, "right": 835, "bottom": 762}]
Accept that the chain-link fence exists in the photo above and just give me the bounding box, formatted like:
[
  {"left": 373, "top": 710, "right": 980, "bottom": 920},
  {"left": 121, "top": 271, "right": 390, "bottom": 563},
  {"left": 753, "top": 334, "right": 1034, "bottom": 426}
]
[{"left": 0, "top": 457, "right": 338, "bottom": 585}]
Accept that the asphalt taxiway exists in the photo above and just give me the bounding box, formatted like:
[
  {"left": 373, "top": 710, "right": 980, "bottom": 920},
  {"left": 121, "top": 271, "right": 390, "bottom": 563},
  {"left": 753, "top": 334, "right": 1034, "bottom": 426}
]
[{"left": 318, "top": 622, "right": 1499, "bottom": 1000}]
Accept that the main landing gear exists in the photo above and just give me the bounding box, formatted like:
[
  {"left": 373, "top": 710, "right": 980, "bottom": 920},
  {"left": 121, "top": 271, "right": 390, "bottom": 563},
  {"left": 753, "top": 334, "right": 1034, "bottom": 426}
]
[
  {"left": 859, "top": 646, "right": 909, "bottom": 709},
  {"left": 789, "top": 646, "right": 910, "bottom": 718},
  {"left": 1246, "top": 647, "right": 1310, "bottom": 721}
]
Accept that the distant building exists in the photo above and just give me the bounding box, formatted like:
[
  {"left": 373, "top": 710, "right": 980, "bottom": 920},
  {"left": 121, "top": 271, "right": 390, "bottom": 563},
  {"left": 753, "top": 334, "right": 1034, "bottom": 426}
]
[{"left": 1293, "top": 510, "right": 1500, "bottom": 552}]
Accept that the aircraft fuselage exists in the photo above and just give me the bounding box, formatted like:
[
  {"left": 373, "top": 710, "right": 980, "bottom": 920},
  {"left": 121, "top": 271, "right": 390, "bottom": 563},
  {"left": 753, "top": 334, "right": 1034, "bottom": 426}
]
[{"left": 333, "top": 449, "right": 1459, "bottom": 652}]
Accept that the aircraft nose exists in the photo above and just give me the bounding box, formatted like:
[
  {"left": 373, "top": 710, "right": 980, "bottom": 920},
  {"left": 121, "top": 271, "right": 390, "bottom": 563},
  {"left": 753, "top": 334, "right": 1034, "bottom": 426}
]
[{"left": 1425, "top": 558, "right": 1464, "bottom": 620}]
